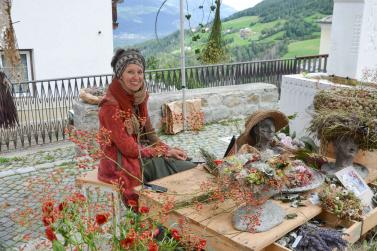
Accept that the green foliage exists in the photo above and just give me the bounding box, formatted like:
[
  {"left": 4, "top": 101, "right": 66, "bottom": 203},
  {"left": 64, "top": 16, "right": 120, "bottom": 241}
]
[
  {"left": 129, "top": 0, "right": 331, "bottom": 67},
  {"left": 283, "top": 38, "right": 320, "bottom": 58},
  {"left": 146, "top": 56, "right": 159, "bottom": 70},
  {"left": 0, "top": 157, "right": 10, "bottom": 164},
  {"left": 225, "top": 0, "right": 333, "bottom": 23},
  {"left": 283, "top": 18, "right": 320, "bottom": 39}
]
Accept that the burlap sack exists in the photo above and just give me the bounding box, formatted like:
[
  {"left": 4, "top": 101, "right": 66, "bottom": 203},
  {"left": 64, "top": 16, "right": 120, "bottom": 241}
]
[{"left": 163, "top": 99, "right": 203, "bottom": 134}]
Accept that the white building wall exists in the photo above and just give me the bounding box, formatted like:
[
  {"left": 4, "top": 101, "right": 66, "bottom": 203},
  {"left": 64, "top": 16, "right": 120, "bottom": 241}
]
[
  {"left": 12, "top": 0, "right": 113, "bottom": 80},
  {"left": 327, "top": 0, "right": 364, "bottom": 79},
  {"left": 356, "top": 0, "right": 377, "bottom": 79},
  {"left": 319, "top": 23, "right": 331, "bottom": 55},
  {"left": 327, "top": 0, "right": 377, "bottom": 80}
]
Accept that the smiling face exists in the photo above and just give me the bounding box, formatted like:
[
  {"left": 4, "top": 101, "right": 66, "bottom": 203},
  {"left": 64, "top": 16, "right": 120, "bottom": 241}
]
[{"left": 120, "top": 64, "right": 144, "bottom": 92}]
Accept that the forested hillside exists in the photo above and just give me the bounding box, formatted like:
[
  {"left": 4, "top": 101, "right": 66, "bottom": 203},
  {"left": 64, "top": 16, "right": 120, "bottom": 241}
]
[{"left": 129, "top": 0, "right": 333, "bottom": 69}]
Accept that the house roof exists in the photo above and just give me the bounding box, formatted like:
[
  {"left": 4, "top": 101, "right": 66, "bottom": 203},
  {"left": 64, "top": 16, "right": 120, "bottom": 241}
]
[{"left": 318, "top": 15, "right": 332, "bottom": 24}]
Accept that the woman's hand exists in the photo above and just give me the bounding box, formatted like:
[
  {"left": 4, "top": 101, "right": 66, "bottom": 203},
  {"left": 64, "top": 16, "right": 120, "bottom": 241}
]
[{"left": 166, "top": 148, "right": 188, "bottom": 160}]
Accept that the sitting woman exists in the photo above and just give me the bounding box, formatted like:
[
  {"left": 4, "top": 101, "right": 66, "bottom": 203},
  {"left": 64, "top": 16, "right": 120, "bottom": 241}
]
[
  {"left": 228, "top": 110, "right": 289, "bottom": 159},
  {"left": 98, "top": 48, "right": 195, "bottom": 205}
]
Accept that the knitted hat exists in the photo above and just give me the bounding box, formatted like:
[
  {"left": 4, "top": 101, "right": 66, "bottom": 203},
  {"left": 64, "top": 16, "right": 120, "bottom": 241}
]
[
  {"left": 236, "top": 110, "right": 289, "bottom": 147},
  {"left": 111, "top": 48, "right": 146, "bottom": 78}
]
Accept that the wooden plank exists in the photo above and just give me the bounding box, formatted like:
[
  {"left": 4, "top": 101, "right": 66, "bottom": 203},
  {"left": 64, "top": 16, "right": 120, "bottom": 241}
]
[
  {"left": 264, "top": 243, "right": 290, "bottom": 251},
  {"left": 76, "top": 168, "right": 115, "bottom": 189},
  {"left": 230, "top": 200, "right": 321, "bottom": 251},
  {"left": 135, "top": 167, "right": 323, "bottom": 251},
  {"left": 361, "top": 183, "right": 377, "bottom": 235},
  {"left": 266, "top": 210, "right": 363, "bottom": 251},
  {"left": 135, "top": 165, "right": 214, "bottom": 205},
  {"left": 318, "top": 211, "right": 361, "bottom": 244}
]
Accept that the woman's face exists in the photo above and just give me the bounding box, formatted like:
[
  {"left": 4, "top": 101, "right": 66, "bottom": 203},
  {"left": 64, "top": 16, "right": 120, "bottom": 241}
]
[{"left": 120, "top": 64, "right": 144, "bottom": 92}]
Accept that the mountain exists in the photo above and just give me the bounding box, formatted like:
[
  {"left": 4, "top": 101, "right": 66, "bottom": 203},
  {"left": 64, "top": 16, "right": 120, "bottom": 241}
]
[
  {"left": 130, "top": 0, "right": 333, "bottom": 68},
  {"left": 114, "top": 0, "right": 236, "bottom": 47},
  {"left": 225, "top": 0, "right": 333, "bottom": 22}
]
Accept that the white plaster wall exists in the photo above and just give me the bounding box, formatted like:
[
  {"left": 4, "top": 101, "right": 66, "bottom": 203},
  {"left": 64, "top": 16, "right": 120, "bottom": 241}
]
[
  {"left": 319, "top": 23, "right": 331, "bottom": 55},
  {"left": 279, "top": 74, "right": 351, "bottom": 138},
  {"left": 357, "top": 0, "right": 377, "bottom": 79},
  {"left": 12, "top": 0, "right": 113, "bottom": 80},
  {"left": 327, "top": 0, "right": 365, "bottom": 79}
]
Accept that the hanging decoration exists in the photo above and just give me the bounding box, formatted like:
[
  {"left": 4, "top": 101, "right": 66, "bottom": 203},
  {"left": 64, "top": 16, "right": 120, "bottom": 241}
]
[{"left": 0, "top": 0, "right": 20, "bottom": 128}]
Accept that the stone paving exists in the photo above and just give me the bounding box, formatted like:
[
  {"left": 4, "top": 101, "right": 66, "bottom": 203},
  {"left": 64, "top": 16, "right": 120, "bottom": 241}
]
[{"left": 0, "top": 119, "right": 243, "bottom": 250}]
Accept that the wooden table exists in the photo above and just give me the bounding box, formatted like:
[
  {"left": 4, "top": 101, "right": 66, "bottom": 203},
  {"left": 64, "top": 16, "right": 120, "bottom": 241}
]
[{"left": 134, "top": 166, "right": 322, "bottom": 251}]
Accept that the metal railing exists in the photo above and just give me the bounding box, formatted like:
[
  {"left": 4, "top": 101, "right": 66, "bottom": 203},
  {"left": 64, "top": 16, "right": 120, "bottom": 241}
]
[{"left": 1, "top": 54, "right": 328, "bottom": 151}]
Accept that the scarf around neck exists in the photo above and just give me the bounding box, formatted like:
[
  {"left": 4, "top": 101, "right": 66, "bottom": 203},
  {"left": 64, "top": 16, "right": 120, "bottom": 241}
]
[{"left": 108, "top": 79, "right": 149, "bottom": 134}]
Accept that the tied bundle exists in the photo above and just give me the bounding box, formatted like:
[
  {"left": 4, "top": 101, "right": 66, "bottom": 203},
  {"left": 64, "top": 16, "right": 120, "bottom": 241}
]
[{"left": 310, "top": 88, "right": 377, "bottom": 152}]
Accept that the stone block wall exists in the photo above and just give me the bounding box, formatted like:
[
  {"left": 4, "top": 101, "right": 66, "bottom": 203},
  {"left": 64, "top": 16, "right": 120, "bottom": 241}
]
[{"left": 73, "top": 83, "right": 279, "bottom": 131}]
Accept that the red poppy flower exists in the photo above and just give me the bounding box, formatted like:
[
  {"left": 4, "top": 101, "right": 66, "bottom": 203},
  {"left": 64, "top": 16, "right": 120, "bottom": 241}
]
[
  {"left": 128, "top": 199, "right": 137, "bottom": 208},
  {"left": 213, "top": 159, "right": 223, "bottom": 166},
  {"left": 58, "top": 201, "right": 67, "bottom": 211},
  {"left": 42, "top": 216, "right": 55, "bottom": 226},
  {"left": 139, "top": 206, "right": 150, "bottom": 214},
  {"left": 45, "top": 226, "right": 57, "bottom": 241},
  {"left": 171, "top": 228, "right": 181, "bottom": 241},
  {"left": 148, "top": 240, "right": 159, "bottom": 251},
  {"left": 73, "top": 192, "right": 87, "bottom": 203},
  {"left": 120, "top": 237, "right": 134, "bottom": 249},
  {"left": 42, "top": 201, "right": 54, "bottom": 214},
  {"left": 95, "top": 213, "right": 109, "bottom": 225},
  {"left": 197, "top": 239, "right": 206, "bottom": 250}
]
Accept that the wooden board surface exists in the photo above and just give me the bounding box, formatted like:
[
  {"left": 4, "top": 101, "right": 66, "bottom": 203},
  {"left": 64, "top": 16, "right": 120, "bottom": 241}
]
[
  {"left": 135, "top": 166, "right": 322, "bottom": 251},
  {"left": 76, "top": 168, "right": 115, "bottom": 188}
]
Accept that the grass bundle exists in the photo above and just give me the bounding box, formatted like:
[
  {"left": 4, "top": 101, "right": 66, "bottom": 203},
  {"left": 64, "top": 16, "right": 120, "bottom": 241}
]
[
  {"left": 309, "top": 109, "right": 377, "bottom": 151},
  {"left": 314, "top": 89, "right": 377, "bottom": 117},
  {"left": 199, "top": 148, "right": 219, "bottom": 176}
]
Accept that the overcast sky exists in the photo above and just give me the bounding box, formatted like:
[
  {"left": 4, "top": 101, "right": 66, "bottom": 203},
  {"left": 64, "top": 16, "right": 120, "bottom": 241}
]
[{"left": 222, "top": 0, "right": 263, "bottom": 11}]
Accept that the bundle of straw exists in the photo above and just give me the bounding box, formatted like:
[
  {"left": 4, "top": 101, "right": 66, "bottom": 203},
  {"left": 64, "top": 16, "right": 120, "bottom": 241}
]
[{"left": 309, "top": 109, "right": 377, "bottom": 151}]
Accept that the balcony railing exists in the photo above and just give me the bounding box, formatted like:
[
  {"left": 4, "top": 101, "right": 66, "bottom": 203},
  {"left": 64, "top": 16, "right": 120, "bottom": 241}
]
[{"left": 1, "top": 54, "right": 328, "bottom": 151}]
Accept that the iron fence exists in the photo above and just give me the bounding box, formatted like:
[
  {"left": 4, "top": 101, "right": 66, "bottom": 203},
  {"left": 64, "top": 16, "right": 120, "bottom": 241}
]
[{"left": 1, "top": 54, "right": 328, "bottom": 151}]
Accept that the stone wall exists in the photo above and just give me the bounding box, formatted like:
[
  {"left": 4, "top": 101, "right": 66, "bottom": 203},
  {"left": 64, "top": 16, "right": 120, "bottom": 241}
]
[{"left": 73, "top": 83, "right": 278, "bottom": 131}]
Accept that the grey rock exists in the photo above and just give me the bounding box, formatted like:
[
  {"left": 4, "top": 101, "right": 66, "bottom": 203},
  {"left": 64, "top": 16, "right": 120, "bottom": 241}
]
[{"left": 232, "top": 200, "right": 285, "bottom": 232}]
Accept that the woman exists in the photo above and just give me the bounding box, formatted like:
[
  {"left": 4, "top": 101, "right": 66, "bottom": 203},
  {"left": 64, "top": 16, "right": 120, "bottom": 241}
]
[{"left": 98, "top": 48, "right": 195, "bottom": 204}]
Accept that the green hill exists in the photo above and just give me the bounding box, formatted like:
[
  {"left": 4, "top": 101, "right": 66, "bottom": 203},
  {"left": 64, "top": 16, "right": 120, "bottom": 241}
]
[{"left": 133, "top": 0, "right": 333, "bottom": 69}]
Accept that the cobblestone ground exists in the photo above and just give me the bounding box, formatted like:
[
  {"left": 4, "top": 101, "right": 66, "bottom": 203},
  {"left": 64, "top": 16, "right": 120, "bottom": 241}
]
[{"left": 0, "top": 120, "right": 243, "bottom": 250}]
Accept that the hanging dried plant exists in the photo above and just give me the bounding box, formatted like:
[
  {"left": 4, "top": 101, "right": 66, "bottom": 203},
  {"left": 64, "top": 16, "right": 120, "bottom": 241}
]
[
  {"left": 199, "top": 0, "right": 227, "bottom": 64},
  {"left": 0, "top": 0, "right": 19, "bottom": 128},
  {"left": 0, "top": 71, "right": 19, "bottom": 128},
  {"left": 0, "top": 0, "right": 23, "bottom": 82}
]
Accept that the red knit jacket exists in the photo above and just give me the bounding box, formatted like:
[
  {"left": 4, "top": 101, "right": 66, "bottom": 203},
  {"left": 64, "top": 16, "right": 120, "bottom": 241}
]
[{"left": 97, "top": 86, "right": 162, "bottom": 202}]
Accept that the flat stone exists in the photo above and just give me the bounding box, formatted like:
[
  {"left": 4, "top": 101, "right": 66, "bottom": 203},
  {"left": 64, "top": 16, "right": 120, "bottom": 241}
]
[
  {"left": 232, "top": 200, "right": 285, "bottom": 233},
  {"left": 0, "top": 170, "right": 15, "bottom": 178}
]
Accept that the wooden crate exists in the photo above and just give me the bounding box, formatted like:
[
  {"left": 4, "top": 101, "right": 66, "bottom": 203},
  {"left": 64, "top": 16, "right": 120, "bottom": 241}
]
[
  {"left": 264, "top": 210, "right": 362, "bottom": 251},
  {"left": 360, "top": 183, "right": 377, "bottom": 235},
  {"left": 135, "top": 166, "right": 322, "bottom": 251}
]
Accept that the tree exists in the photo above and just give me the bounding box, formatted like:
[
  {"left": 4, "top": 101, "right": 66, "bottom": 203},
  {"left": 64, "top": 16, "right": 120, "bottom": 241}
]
[{"left": 146, "top": 56, "right": 159, "bottom": 70}]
